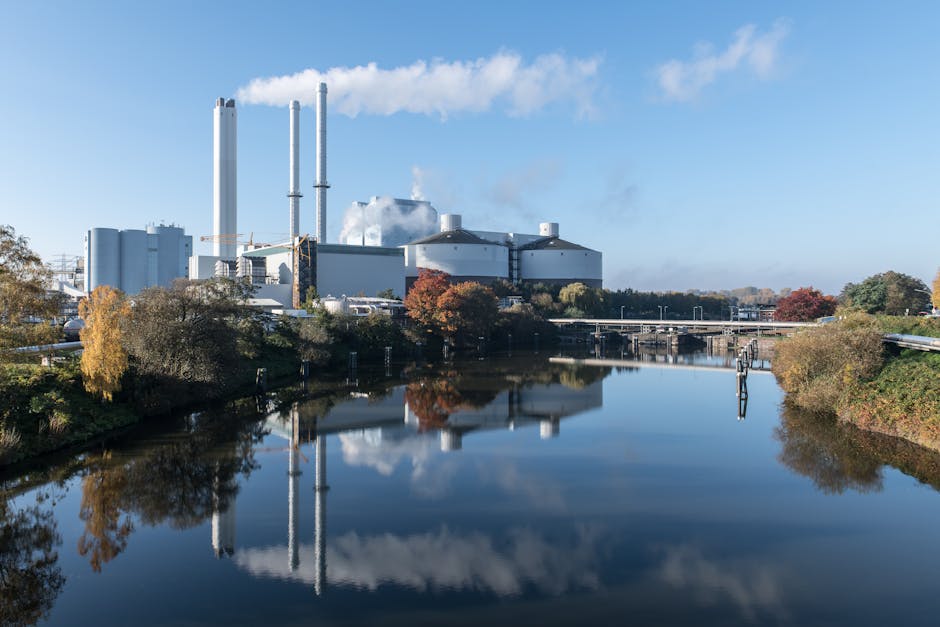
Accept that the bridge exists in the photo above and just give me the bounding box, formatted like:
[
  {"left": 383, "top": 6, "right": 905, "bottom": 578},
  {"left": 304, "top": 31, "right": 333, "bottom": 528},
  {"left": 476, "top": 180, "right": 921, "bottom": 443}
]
[{"left": 548, "top": 318, "right": 815, "bottom": 332}]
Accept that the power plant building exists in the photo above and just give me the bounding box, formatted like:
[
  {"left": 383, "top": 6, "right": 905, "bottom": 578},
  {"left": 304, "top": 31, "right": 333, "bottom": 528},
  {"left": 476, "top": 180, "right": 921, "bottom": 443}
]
[
  {"left": 84, "top": 224, "right": 192, "bottom": 294},
  {"left": 402, "top": 215, "right": 602, "bottom": 290}
]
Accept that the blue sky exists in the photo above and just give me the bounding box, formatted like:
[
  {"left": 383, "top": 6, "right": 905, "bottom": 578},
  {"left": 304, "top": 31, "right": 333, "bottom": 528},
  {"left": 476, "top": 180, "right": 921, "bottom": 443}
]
[{"left": 0, "top": 1, "right": 937, "bottom": 293}]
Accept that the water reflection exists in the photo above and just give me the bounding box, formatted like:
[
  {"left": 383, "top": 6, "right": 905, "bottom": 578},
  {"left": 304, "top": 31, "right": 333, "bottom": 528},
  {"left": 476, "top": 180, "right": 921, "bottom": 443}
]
[
  {"left": 656, "top": 545, "right": 786, "bottom": 622},
  {"left": 0, "top": 492, "right": 64, "bottom": 626},
  {"left": 775, "top": 404, "right": 940, "bottom": 494},
  {"left": 75, "top": 404, "right": 266, "bottom": 571},
  {"left": 236, "top": 524, "right": 605, "bottom": 596}
]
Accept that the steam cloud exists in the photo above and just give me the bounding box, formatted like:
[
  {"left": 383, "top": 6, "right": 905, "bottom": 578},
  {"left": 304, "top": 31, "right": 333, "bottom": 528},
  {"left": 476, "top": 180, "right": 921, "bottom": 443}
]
[
  {"left": 655, "top": 20, "right": 790, "bottom": 101},
  {"left": 339, "top": 195, "right": 438, "bottom": 247},
  {"left": 236, "top": 51, "right": 601, "bottom": 119}
]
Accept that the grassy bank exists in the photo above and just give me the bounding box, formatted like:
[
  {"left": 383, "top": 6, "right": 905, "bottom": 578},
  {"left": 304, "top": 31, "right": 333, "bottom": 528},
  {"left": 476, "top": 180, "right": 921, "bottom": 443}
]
[{"left": 773, "top": 314, "right": 940, "bottom": 452}]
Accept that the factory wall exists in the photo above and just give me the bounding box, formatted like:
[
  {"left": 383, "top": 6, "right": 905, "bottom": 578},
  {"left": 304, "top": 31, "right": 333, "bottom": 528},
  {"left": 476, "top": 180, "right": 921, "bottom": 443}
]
[
  {"left": 520, "top": 249, "right": 603, "bottom": 288},
  {"left": 119, "top": 229, "right": 149, "bottom": 295},
  {"left": 317, "top": 245, "right": 405, "bottom": 298}
]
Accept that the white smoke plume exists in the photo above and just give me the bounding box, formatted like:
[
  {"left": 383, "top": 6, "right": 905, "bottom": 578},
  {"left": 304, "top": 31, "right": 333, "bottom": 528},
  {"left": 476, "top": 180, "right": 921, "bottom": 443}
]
[
  {"left": 339, "top": 196, "right": 438, "bottom": 247},
  {"left": 236, "top": 51, "right": 601, "bottom": 119},
  {"left": 655, "top": 19, "right": 790, "bottom": 102},
  {"left": 410, "top": 166, "right": 426, "bottom": 201}
]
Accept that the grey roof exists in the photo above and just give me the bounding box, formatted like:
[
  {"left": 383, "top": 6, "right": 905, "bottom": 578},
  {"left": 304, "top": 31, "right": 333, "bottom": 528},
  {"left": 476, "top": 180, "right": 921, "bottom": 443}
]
[
  {"left": 407, "top": 229, "right": 502, "bottom": 246},
  {"left": 519, "top": 236, "right": 593, "bottom": 251}
]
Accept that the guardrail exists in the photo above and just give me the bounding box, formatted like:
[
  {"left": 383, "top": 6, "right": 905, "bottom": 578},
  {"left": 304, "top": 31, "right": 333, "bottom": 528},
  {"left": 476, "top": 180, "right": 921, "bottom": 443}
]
[
  {"left": 548, "top": 318, "right": 815, "bottom": 330},
  {"left": 9, "top": 341, "right": 83, "bottom": 354}
]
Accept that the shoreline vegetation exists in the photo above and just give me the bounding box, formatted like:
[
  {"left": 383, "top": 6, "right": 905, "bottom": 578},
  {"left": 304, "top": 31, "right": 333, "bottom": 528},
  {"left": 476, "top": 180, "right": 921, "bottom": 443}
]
[{"left": 773, "top": 314, "right": 940, "bottom": 453}]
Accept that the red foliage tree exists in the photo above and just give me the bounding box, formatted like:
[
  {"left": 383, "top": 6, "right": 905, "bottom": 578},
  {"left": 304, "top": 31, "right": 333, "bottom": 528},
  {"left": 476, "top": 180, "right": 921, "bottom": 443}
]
[
  {"left": 404, "top": 269, "right": 451, "bottom": 332},
  {"left": 774, "top": 287, "right": 838, "bottom": 322}
]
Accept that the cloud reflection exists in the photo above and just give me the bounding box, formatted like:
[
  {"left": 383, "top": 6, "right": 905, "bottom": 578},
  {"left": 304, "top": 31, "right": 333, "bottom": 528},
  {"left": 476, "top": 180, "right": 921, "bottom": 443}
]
[
  {"left": 234, "top": 525, "right": 602, "bottom": 596},
  {"left": 656, "top": 545, "right": 786, "bottom": 622}
]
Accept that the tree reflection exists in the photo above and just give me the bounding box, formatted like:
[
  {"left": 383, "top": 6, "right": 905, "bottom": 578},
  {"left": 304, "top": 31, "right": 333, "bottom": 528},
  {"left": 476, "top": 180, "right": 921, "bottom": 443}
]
[
  {"left": 77, "top": 409, "right": 266, "bottom": 572},
  {"left": 775, "top": 404, "right": 940, "bottom": 494},
  {"left": 0, "top": 493, "right": 65, "bottom": 626}
]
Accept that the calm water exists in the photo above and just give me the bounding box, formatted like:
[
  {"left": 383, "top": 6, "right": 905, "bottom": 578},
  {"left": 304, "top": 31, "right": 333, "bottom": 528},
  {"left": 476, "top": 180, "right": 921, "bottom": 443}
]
[{"left": 4, "top": 350, "right": 940, "bottom": 626}]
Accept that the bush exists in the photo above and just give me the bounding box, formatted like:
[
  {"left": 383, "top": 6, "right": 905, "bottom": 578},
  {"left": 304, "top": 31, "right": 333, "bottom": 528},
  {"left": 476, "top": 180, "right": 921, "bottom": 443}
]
[{"left": 773, "top": 313, "right": 884, "bottom": 413}]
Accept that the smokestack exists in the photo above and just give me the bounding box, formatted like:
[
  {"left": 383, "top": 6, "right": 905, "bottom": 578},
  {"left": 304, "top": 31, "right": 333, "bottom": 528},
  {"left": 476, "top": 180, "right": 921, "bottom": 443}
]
[
  {"left": 314, "top": 83, "right": 329, "bottom": 243},
  {"left": 288, "top": 100, "right": 302, "bottom": 240},
  {"left": 213, "top": 98, "right": 237, "bottom": 259}
]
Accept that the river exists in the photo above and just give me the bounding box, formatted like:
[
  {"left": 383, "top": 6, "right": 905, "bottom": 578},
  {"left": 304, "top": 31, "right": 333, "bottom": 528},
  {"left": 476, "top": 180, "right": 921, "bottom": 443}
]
[{"left": 3, "top": 349, "right": 940, "bottom": 626}]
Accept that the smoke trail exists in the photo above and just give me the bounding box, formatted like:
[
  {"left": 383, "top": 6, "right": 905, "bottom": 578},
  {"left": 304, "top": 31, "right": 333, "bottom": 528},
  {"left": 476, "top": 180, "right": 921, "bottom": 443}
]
[
  {"left": 236, "top": 51, "right": 601, "bottom": 119},
  {"left": 410, "top": 166, "right": 426, "bottom": 201}
]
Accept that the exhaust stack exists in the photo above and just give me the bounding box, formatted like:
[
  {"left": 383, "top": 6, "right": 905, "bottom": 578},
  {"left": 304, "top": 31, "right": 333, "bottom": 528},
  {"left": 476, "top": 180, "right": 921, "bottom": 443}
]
[
  {"left": 314, "top": 83, "right": 329, "bottom": 243},
  {"left": 288, "top": 100, "right": 302, "bottom": 240}
]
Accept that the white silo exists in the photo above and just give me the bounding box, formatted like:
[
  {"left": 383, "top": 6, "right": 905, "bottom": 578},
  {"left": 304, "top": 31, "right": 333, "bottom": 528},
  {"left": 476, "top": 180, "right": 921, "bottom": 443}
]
[
  {"left": 288, "top": 100, "right": 302, "bottom": 240},
  {"left": 147, "top": 225, "right": 191, "bottom": 288},
  {"left": 85, "top": 228, "right": 120, "bottom": 293},
  {"left": 440, "top": 213, "right": 462, "bottom": 232},
  {"left": 314, "top": 83, "right": 328, "bottom": 243},
  {"left": 539, "top": 222, "right": 559, "bottom": 237},
  {"left": 119, "top": 229, "right": 148, "bottom": 295},
  {"left": 213, "top": 98, "right": 237, "bottom": 259}
]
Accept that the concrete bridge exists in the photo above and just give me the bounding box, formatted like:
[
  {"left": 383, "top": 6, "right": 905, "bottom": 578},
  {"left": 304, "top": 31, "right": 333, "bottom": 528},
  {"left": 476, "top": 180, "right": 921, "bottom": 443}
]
[{"left": 548, "top": 318, "right": 815, "bottom": 333}]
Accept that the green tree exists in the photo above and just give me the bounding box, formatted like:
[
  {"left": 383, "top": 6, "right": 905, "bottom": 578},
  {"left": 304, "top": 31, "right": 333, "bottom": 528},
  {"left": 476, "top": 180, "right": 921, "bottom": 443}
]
[
  {"left": 0, "top": 225, "right": 61, "bottom": 352},
  {"left": 435, "top": 282, "right": 498, "bottom": 342},
  {"left": 79, "top": 285, "right": 130, "bottom": 401},
  {"left": 841, "top": 271, "right": 930, "bottom": 315},
  {"left": 376, "top": 288, "right": 398, "bottom": 300},
  {"left": 559, "top": 282, "right": 603, "bottom": 316},
  {"left": 404, "top": 269, "right": 451, "bottom": 332}
]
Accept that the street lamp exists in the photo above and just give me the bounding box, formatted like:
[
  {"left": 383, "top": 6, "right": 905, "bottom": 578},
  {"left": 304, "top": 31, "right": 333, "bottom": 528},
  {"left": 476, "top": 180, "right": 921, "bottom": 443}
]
[
  {"left": 658, "top": 305, "right": 668, "bottom": 320},
  {"left": 693, "top": 305, "right": 703, "bottom": 320},
  {"left": 620, "top": 305, "right": 625, "bottom": 320}
]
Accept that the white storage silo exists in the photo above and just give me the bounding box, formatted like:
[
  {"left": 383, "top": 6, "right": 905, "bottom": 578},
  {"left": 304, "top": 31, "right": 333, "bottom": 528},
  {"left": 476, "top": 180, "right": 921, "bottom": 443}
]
[
  {"left": 85, "top": 228, "right": 120, "bottom": 293},
  {"left": 119, "top": 229, "right": 148, "bottom": 295},
  {"left": 519, "top": 236, "right": 602, "bottom": 288}
]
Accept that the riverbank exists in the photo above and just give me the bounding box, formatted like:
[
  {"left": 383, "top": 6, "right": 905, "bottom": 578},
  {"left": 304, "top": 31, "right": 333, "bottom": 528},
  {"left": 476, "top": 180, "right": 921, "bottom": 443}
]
[{"left": 773, "top": 314, "right": 940, "bottom": 452}]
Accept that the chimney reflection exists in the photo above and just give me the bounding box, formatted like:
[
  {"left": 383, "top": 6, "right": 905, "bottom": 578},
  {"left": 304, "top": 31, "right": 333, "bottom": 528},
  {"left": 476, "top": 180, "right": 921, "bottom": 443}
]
[{"left": 314, "top": 434, "right": 328, "bottom": 596}]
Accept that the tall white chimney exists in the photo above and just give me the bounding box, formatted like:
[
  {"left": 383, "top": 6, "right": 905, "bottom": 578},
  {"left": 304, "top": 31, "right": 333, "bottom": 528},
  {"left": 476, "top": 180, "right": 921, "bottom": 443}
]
[
  {"left": 288, "top": 100, "right": 302, "bottom": 240},
  {"left": 314, "top": 83, "right": 328, "bottom": 243},
  {"left": 213, "top": 98, "right": 237, "bottom": 259}
]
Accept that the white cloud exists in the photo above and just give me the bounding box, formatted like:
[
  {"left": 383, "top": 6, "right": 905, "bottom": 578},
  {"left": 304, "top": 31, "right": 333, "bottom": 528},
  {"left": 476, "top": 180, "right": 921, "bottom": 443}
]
[
  {"left": 655, "top": 20, "right": 791, "bottom": 102},
  {"left": 236, "top": 51, "right": 601, "bottom": 119}
]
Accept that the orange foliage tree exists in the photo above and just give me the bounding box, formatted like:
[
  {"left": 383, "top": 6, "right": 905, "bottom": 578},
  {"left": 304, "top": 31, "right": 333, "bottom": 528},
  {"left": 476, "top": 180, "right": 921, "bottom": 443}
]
[
  {"left": 404, "top": 269, "right": 451, "bottom": 333},
  {"left": 435, "top": 282, "right": 498, "bottom": 341},
  {"left": 79, "top": 285, "right": 130, "bottom": 401}
]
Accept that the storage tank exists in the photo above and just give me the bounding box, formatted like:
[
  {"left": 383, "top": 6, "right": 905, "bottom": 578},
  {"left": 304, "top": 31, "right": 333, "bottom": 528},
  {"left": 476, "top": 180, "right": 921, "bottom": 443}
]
[
  {"left": 147, "top": 225, "right": 188, "bottom": 288},
  {"left": 519, "top": 237, "right": 602, "bottom": 288},
  {"left": 119, "top": 229, "right": 148, "bottom": 295},
  {"left": 403, "top": 229, "right": 508, "bottom": 288},
  {"left": 85, "top": 228, "right": 120, "bottom": 293},
  {"left": 539, "top": 222, "right": 559, "bottom": 237},
  {"left": 440, "top": 214, "right": 462, "bottom": 232}
]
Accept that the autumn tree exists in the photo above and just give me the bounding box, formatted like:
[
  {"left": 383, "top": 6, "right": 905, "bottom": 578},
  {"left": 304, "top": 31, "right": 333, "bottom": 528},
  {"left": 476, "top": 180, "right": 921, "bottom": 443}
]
[
  {"left": 79, "top": 285, "right": 130, "bottom": 401},
  {"left": 404, "top": 269, "right": 451, "bottom": 332},
  {"left": 774, "top": 287, "right": 838, "bottom": 322},
  {"left": 435, "top": 282, "right": 498, "bottom": 342},
  {"left": 0, "top": 225, "right": 61, "bottom": 352},
  {"left": 559, "top": 282, "right": 603, "bottom": 317},
  {"left": 932, "top": 269, "right": 940, "bottom": 309}
]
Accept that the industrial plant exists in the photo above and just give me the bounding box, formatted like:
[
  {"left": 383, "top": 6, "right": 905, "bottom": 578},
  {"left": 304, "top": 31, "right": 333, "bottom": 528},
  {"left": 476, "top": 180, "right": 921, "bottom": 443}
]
[{"left": 82, "top": 81, "right": 603, "bottom": 307}]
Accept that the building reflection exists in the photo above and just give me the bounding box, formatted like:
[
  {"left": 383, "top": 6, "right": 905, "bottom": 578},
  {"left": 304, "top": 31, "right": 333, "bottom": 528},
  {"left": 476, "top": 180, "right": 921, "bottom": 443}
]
[{"left": 236, "top": 372, "right": 605, "bottom": 594}]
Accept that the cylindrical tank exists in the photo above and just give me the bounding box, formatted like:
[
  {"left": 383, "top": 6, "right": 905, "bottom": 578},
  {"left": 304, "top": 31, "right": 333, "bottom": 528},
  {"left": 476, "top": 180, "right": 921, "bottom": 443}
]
[
  {"left": 119, "top": 229, "right": 148, "bottom": 295},
  {"left": 86, "top": 228, "right": 120, "bottom": 292},
  {"left": 520, "top": 244, "right": 603, "bottom": 288},
  {"left": 147, "top": 225, "right": 187, "bottom": 288},
  {"left": 410, "top": 241, "right": 509, "bottom": 281},
  {"left": 539, "top": 222, "right": 559, "bottom": 237},
  {"left": 440, "top": 214, "right": 462, "bottom": 232}
]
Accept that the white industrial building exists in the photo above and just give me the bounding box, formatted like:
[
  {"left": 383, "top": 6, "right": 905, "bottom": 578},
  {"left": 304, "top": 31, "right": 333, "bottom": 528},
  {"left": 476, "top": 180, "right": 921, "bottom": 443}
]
[
  {"left": 84, "top": 224, "right": 192, "bottom": 295},
  {"left": 402, "top": 214, "right": 602, "bottom": 290}
]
